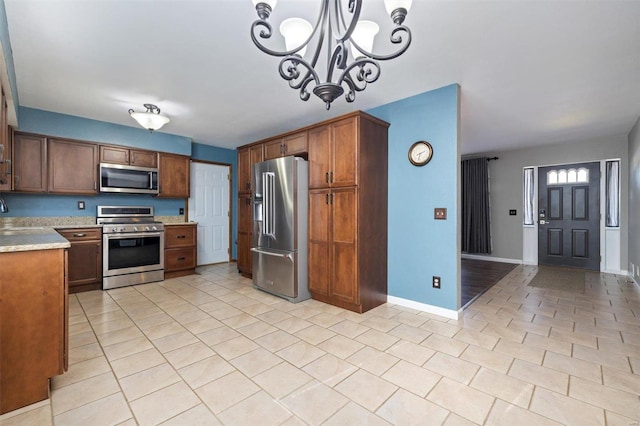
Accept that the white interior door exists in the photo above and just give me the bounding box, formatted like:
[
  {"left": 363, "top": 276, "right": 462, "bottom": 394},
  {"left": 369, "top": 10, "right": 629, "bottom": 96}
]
[{"left": 188, "top": 162, "right": 230, "bottom": 265}]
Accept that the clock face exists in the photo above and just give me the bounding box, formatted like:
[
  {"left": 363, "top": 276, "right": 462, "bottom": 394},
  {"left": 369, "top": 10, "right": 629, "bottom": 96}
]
[{"left": 408, "top": 141, "right": 433, "bottom": 166}]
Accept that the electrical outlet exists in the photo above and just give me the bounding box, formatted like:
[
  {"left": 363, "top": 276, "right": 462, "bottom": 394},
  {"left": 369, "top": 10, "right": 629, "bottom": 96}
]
[
  {"left": 433, "top": 276, "right": 441, "bottom": 289},
  {"left": 509, "top": 209, "right": 517, "bottom": 216},
  {"left": 179, "top": 208, "right": 184, "bottom": 215},
  {"left": 434, "top": 208, "right": 447, "bottom": 220},
  {"left": 77, "top": 201, "right": 85, "bottom": 210}
]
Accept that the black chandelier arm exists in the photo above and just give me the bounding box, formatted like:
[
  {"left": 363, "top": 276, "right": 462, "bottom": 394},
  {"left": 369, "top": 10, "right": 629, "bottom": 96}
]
[
  {"left": 279, "top": 56, "right": 320, "bottom": 101},
  {"left": 354, "top": 25, "right": 412, "bottom": 61},
  {"left": 338, "top": 58, "right": 381, "bottom": 102},
  {"left": 326, "top": 42, "right": 350, "bottom": 83},
  {"left": 331, "top": 0, "right": 362, "bottom": 43}
]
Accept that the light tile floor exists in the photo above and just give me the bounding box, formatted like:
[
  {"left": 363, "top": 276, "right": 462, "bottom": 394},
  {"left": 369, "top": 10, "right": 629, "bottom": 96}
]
[{"left": 1, "top": 264, "right": 640, "bottom": 425}]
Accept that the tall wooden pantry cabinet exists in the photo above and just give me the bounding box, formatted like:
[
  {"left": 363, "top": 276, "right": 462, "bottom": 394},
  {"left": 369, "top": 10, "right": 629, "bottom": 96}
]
[{"left": 307, "top": 112, "right": 388, "bottom": 313}]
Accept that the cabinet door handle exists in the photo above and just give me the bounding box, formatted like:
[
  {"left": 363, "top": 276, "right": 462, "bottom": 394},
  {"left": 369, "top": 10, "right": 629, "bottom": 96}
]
[
  {"left": 5, "top": 159, "right": 11, "bottom": 175},
  {"left": 73, "top": 233, "right": 86, "bottom": 237},
  {"left": 177, "top": 257, "right": 186, "bottom": 261},
  {"left": 325, "top": 172, "right": 329, "bottom": 183},
  {"left": 325, "top": 193, "right": 329, "bottom": 204},
  {"left": 246, "top": 197, "right": 251, "bottom": 205},
  {"left": 330, "top": 193, "right": 334, "bottom": 204},
  {"left": 94, "top": 181, "right": 97, "bottom": 191}
]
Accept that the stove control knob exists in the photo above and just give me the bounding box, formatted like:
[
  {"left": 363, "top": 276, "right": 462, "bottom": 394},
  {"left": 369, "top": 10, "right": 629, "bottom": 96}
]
[
  {"left": 133, "top": 227, "right": 138, "bottom": 232},
  {"left": 119, "top": 227, "right": 125, "bottom": 233},
  {"left": 151, "top": 226, "right": 158, "bottom": 231},
  {"left": 145, "top": 226, "right": 150, "bottom": 231}
]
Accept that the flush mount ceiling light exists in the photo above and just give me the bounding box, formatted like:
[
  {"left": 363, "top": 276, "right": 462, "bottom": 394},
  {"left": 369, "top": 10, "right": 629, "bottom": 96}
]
[
  {"left": 251, "top": 0, "right": 412, "bottom": 110},
  {"left": 128, "top": 103, "right": 170, "bottom": 132}
]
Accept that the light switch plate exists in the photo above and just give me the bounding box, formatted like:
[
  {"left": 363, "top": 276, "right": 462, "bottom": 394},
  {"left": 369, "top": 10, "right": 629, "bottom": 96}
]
[{"left": 434, "top": 208, "right": 447, "bottom": 220}]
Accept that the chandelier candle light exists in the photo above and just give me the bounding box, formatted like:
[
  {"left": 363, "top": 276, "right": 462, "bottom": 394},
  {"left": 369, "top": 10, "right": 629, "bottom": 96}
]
[
  {"left": 128, "top": 103, "right": 170, "bottom": 132},
  {"left": 251, "top": 0, "right": 412, "bottom": 109}
]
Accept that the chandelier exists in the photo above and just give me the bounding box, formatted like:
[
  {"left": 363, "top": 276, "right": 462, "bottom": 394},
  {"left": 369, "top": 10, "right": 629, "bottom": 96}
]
[
  {"left": 128, "top": 104, "right": 170, "bottom": 132},
  {"left": 251, "top": 0, "right": 412, "bottom": 110}
]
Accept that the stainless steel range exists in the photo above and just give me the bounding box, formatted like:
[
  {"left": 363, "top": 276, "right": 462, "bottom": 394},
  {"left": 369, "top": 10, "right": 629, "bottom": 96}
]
[{"left": 97, "top": 206, "right": 165, "bottom": 290}]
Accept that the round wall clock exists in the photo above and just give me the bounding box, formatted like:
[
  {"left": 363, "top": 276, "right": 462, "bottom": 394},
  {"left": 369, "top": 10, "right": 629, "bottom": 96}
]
[{"left": 408, "top": 141, "right": 433, "bottom": 166}]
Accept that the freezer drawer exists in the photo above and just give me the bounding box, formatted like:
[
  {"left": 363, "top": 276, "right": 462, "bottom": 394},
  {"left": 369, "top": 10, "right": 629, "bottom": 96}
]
[{"left": 252, "top": 248, "right": 309, "bottom": 302}]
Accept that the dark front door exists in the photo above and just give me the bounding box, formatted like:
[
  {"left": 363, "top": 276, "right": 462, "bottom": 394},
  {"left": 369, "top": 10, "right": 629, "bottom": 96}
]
[{"left": 538, "top": 162, "right": 600, "bottom": 270}]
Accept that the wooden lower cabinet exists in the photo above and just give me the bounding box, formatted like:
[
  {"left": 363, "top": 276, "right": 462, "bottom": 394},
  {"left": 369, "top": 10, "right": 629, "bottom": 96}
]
[
  {"left": 164, "top": 224, "right": 197, "bottom": 278},
  {"left": 309, "top": 188, "right": 360, "bottom": 308},
  {"left": 237, "top": 193, "right": 252, "bottom": 277},
  {"left": 0, "top": 248, "right": 68, "bottom": 414},
  {"left": 57, "top": 228, "right": 102, "bottom": 293}
]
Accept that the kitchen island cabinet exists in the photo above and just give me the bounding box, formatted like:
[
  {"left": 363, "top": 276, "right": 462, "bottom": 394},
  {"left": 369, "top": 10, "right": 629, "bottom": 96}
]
[
  {"left": 0, "top": 232, "right": 68, "bottom": 414},
  {"left": 57, "top": 227, "right": 102, "bottom": 293}
]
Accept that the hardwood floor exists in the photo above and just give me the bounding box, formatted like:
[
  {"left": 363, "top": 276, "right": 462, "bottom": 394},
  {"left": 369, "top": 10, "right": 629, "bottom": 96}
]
[{"left": 461, "top": 258, "right": 517, "bottom": 307}]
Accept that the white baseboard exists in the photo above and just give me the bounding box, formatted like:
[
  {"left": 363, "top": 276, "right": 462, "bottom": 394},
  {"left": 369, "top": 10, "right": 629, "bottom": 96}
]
[
  {"left": 603, "top": 268, "right": 628, "bottom": 275},
  {"left": 461, "top": 254, "right": 522, "bottom": 265},
  {"left": 387, "top": 296, "right": 462, "bottom": 320}
]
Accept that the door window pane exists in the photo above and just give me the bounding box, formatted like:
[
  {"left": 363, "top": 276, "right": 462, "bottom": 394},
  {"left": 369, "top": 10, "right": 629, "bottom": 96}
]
[
  {"left": 606, "top": 160, "right": 620, "bottom": 227},
  {"left": 523, "top": 168, "right": 534, "bottom": 225}
]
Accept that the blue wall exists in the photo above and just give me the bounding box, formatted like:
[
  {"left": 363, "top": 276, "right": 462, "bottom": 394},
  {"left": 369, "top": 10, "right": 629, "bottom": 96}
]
[
  {"left": 19, "top": 107, "right": 191, "bottom": 155},
  {"left": 368, "top": 84, "right": 460, "bottom": 311},
  {"left": 191, "top": 142, "right": 239, "bottom": 260},
  {"left": 3, "top": 193, "right": 182, "bottom": 217},
  {"left": 2, "top": 107, "right": 192, "bottom": 219}
]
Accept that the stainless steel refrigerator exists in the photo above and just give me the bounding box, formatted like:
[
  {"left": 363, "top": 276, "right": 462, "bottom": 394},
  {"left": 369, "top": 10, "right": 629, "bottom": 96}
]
[{"left": 251, "top": 156, "right": 310, "bottom": 302}]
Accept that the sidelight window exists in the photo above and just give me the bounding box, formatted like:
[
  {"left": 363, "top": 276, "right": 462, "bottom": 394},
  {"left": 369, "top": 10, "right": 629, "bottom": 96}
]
[
  {"left": 523, "top": 168, "right": 534, "bottom": 225},
  {"left": 606, "top": 160, "right": 620, "bottom": 227}
]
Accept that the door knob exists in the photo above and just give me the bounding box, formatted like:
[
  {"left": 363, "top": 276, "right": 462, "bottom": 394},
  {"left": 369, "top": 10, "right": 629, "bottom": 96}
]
[{"left": 539, "top": 220, "right": 548, "bottom": 225}]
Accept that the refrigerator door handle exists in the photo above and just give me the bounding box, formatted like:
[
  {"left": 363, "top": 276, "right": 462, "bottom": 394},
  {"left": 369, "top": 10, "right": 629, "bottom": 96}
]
[
  {"left": 250, "top": 248, "right": 293, "bottom": 262},
  {"left": 262, "top": 171, "right": 276, "bottom": 237}
]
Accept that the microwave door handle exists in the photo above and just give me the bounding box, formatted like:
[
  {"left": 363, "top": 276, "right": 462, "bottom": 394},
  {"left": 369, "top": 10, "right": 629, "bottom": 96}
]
[{"left": 149, "top": 172, "right": 153, "bottom": 190}]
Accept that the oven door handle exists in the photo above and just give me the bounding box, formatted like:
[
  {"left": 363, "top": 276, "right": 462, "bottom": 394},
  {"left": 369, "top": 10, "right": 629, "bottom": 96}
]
[{"left": 104, "top": 231, "right": 164, "bottom": 239}]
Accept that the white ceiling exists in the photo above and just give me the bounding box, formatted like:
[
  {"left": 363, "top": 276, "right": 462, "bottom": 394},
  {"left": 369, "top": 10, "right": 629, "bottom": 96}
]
[{"left": 5, "top": 0, "right": 640, "bottom": 154}]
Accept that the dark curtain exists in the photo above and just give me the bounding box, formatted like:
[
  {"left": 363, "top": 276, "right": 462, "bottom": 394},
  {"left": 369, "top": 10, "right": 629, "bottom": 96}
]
[{"left": 461, "top": 157, "right": 491, "bottom": 254}]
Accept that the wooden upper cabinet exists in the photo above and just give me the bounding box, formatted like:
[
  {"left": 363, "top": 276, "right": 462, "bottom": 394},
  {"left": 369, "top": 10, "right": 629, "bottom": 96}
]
[
  {"left": 48, "top": 138, "right": 99, "bottom": 194},
  {"left": 264, "top": 132, "right": 308, "bottom": 160},
  {"left": 308, "top": 126, "right": 331, "bottom": 189},
  {"left": 130, "top": 150, "right": 157, "bottom": 167},
  {"left": 308, "top": 117, "right": 357, "bottom": 189},
  {"left": 158, "top": 153, "right": 190, "bottom": 198},
  {"left": 13, "top": 132, "right": 47, "bottom": 193},
  {"left": 0, "top": 88, "right": 10, "bottom": 191},
  {"left": 331, "top": 117, "right": 357, "bottom": 187},
  {"left": 100, "top": 145, "right": 157, "bottom": 168},
  {"left": 263, "top": 139, "right": 283, "bottom": 160},
  {"left": 237, "top": 147, "right": 250, "bottom": 193},
  {"left": 250, "top": 144, "right": 264, "bottom": 171}
]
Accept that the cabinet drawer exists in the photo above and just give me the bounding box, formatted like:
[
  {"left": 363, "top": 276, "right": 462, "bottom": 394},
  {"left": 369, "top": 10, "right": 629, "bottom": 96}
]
[
  {"left": 165, "top": 247, "right": 196, "bottom": 271},
  {"left": 57, "top": 228, "right": 102, "bottom": 241},
  {"left": 165, "top": 225, "right": 196, "bottom": 248}
]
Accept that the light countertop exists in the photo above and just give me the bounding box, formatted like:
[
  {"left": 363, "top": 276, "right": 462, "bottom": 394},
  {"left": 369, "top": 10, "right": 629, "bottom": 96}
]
[{"left": 0, "top": 227, "right": 71, "bottom": 253}]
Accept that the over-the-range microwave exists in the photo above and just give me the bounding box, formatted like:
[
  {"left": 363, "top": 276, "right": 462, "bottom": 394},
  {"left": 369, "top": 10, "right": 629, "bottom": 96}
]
[{"left": 99, "top": 162, "right": 159, "bottom": 195}]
